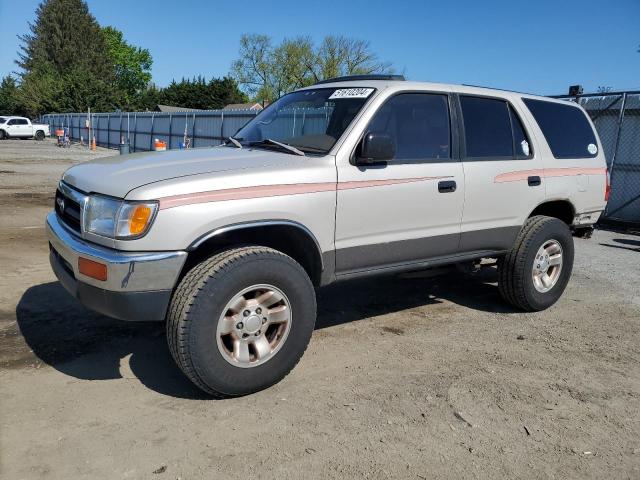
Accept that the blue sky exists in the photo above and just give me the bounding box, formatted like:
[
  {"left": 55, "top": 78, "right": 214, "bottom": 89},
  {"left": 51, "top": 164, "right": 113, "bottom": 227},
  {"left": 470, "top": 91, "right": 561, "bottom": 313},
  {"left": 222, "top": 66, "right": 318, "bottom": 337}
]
[{"left": 1, "top": 0, "right": 638, "bottom": 95}]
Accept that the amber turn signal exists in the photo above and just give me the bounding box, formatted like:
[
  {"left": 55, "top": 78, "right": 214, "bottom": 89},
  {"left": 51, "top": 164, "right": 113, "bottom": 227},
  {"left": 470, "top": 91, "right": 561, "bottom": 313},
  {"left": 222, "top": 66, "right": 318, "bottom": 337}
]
[
  {"left": 78, "top": 257, "right": 108, "bottom": 281},
  {"left": 129, "top": 205, "right": 153, "bottom": 235}
]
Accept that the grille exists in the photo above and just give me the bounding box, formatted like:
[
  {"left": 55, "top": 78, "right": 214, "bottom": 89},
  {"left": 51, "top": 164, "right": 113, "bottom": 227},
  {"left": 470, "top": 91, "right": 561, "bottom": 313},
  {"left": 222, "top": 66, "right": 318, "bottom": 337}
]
[{"left": 55, "top": 187, "right": 82, "bottom": 234}]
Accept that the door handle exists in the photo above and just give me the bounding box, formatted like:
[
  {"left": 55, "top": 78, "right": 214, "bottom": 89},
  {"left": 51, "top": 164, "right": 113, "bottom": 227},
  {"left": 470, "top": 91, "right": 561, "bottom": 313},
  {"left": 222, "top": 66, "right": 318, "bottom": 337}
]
[
  {"left": 528, "top": 176, "right": 542, "bottom": 186},
  {"left": 438, "top": 180, "right": 457, "bottom": 193}
]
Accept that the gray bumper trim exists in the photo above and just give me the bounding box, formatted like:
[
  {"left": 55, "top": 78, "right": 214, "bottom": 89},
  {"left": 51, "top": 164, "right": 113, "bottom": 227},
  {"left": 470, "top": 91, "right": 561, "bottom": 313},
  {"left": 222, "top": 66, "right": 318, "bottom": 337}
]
[
  {"left": 46, "top": 212, "right": 187, "bottom": 292},
  {"left": 50, "top": 248, "right": 171, "bottom": 321}
]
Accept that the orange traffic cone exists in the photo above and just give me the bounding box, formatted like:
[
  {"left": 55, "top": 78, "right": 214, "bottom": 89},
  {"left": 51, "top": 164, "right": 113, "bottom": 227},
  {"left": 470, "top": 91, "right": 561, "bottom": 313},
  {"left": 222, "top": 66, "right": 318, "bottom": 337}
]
[{"left": 91, "top": 137, "right": 97, "bottom": 151}]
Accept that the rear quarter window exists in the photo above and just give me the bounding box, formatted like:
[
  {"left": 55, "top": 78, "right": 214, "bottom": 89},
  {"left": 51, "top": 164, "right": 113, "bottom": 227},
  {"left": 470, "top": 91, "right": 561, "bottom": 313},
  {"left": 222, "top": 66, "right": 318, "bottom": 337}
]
[{"left": 523, "top": 98, "right": 598, "bottom": 159}]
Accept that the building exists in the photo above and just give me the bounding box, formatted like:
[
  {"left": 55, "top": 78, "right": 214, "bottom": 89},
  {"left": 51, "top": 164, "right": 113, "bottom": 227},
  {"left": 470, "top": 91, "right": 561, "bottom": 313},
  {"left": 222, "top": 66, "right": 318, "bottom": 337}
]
[{"left": 223, "top": 102, "right": 264, "bottom": 111}]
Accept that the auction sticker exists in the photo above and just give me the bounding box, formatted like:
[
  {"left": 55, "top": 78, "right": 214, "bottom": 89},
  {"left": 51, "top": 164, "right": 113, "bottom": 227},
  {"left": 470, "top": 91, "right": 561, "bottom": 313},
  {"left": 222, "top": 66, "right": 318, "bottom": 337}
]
[{"left": 329, "top": 88, "right": 374, "bottom": 99}]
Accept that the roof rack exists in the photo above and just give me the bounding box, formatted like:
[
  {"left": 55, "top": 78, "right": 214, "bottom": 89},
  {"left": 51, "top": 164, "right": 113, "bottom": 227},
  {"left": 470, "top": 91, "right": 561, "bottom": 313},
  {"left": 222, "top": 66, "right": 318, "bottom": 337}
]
[
  {"left": 462, "top": 84, "right": 531, "bottom": 95},
  {"left": 315, "top": 74, "right": 406, "bottom": 85}
]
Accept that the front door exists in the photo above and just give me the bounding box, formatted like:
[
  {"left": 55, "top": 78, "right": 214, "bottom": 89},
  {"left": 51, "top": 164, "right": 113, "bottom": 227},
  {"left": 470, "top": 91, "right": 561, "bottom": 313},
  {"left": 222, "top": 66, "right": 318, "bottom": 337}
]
[{"left": 334, "top": 92, "right": 464, "bottom": 276}]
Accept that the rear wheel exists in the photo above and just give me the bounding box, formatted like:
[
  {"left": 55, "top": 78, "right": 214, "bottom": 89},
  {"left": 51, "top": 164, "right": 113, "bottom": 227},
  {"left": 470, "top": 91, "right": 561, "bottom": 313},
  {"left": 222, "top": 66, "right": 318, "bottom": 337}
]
[
  {"left": 167, "top": 246, "right": 317, "bottom": 397},
  {"left": 35, "top": 130, "right": 45, "bottom": 140},
  {"left": 498, "top": 215, "right": 574, "bottom": 311}
]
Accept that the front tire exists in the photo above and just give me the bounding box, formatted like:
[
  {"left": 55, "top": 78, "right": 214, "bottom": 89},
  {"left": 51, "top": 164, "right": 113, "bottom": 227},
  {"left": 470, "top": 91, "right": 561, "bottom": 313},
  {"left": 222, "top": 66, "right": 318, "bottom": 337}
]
[
  {"left": 498, "top": 216, "right": 574, "bottom": 311},
  {"left": 167, "top": 246, "right": 317, "bottom": 397},
  {"left": 0, "top": 130, "right": 6, "bottom": 140}
]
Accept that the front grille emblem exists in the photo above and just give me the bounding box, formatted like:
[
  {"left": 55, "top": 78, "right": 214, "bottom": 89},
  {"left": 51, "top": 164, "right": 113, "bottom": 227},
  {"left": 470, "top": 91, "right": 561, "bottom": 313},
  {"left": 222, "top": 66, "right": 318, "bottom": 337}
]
[{"left": 56, "top": 196, "right": 65, "bottom": 212}]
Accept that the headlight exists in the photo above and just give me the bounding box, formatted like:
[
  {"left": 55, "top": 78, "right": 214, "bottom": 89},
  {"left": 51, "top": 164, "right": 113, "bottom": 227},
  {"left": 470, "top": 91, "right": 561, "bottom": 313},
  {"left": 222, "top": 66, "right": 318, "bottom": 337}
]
[{"left": 83, "top": 195, "right": 158, "bottom": 239}]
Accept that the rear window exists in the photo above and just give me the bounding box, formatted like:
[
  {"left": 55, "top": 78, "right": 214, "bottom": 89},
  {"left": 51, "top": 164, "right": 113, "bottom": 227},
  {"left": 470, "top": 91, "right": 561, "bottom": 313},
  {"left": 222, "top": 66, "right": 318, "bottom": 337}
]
[{"left": 523, "top": 98, "right": 597, "bottom": 159}]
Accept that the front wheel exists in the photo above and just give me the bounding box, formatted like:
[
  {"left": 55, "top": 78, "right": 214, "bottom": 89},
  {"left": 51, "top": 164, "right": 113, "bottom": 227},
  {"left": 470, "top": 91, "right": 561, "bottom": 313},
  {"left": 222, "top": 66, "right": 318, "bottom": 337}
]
[
  {"left": 498, "top": 216, "right": 574, "bottom": 311},
  {"left": 167, "top": 246, "right": 317, "bottom": 397},
  {"left": 0, "top": 130, "right": 6, "bottom": 140}
]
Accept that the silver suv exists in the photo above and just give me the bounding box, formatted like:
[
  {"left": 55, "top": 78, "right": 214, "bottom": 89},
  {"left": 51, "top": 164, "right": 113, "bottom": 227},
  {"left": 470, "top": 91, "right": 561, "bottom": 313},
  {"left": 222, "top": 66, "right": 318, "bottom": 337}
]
[{"left": 47, "top": 75, "right": 608, "bottom": 397}]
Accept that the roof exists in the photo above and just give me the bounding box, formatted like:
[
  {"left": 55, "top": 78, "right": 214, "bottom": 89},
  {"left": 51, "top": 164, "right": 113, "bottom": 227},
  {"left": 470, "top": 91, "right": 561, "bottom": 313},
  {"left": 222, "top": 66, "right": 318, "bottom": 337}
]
[
  {"left": 223, "top": 102, "right": 264, "bottom": 111},
  {"left": 299, "top": 79, "right": 574, "bottom": 106},
  {"left": 156, "top": 104, "right": 204, "bottom": 112}
]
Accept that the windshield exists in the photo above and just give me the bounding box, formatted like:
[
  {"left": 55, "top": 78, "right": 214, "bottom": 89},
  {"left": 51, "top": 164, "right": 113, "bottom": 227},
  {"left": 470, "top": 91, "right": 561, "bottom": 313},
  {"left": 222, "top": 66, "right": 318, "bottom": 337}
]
[
  {"left": 0, "top": 117, "right": 6, "bottom": 124},
  {"left": 233, "top": 87, "right": 375, "bottom": 154}
]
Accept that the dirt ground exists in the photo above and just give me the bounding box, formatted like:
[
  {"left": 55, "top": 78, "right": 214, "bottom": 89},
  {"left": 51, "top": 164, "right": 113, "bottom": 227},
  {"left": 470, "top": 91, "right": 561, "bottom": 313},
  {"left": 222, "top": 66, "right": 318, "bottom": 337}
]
[{"left": 1, "top": 138, "right": 639, "bottom": 480}]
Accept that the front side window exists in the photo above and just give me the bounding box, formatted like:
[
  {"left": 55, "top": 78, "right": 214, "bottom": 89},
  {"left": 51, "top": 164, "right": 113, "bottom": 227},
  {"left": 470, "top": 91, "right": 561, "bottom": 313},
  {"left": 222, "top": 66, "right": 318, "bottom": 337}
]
[
  {"left": 523, "top": 98, "right": 597, "bottom": 159},
  {"left": 234, "top": 87, "right": 375, "bottom": 155},
  {"left": 7, "top": 119, "right": 18, "bottom": 125},
  {"left": 364, "top": 93, "right": 451, "bottom": 162}
]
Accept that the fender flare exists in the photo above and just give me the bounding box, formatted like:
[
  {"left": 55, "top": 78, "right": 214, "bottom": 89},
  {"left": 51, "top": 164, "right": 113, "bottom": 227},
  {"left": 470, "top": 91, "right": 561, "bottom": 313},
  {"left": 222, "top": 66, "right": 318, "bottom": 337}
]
[{"left": 187, "top": 219, "right": 325, "bottom": 270}]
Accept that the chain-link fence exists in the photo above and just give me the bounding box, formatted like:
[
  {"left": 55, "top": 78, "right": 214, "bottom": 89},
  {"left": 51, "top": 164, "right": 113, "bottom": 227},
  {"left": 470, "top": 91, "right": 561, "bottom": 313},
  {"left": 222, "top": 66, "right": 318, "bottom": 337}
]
[
  {"left": 553, "top": 90, "right": 640, "bottom": 226},
  {"left": 41, "top": 109, "right": 260, "bottom": 152}
]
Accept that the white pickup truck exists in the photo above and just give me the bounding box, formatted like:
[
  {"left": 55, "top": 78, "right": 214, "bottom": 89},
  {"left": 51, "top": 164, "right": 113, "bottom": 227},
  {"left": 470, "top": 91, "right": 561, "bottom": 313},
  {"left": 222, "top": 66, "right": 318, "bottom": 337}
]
[{"left": 0, "top": 116, "right": 50, "bottom": 140}]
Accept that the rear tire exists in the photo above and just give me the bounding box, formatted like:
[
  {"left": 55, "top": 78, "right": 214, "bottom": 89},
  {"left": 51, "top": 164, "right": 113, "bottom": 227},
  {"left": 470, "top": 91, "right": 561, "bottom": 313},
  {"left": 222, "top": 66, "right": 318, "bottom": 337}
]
[
  {"left": 167, "top": 246, "right": 317, "bottom": 398},
  {"left": 498, "top": 215, "right": 574, "bottom": 311},
  {"left": 35, "top": 130, "right": 45, "bottom": 141}
]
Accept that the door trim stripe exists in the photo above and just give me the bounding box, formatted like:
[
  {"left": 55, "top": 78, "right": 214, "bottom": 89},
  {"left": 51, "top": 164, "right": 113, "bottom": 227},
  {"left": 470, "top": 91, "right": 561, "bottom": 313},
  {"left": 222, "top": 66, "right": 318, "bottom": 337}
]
[
  {"left": 158, "top": 176, "right": 453, "bottom": 210},
  {"left": 494, "top": 167, "right": 606, "bottom": 183}
]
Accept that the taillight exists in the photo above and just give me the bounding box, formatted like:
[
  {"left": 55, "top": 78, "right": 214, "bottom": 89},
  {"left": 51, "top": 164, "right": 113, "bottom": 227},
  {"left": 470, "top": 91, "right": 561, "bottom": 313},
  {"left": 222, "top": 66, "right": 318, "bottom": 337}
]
[{"left": 604, "top": 169, "right": 611, "bottom": 202}]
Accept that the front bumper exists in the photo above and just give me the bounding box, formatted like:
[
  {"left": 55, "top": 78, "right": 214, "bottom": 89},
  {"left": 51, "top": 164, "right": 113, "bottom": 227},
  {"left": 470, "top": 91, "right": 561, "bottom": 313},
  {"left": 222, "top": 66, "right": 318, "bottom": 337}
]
[{"left": 46, "top": 212, "right": 187, "bottom": 321}]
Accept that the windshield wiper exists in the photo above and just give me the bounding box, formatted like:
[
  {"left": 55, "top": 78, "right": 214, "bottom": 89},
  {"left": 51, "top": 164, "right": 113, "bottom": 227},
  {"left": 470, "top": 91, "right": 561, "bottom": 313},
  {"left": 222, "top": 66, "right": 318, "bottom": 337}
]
[
  {"left": 249, "top": 138, "right": 305, "bottom": 156},
  {"left": 226, "top": 136, "right": 243, "bottom": 149}
]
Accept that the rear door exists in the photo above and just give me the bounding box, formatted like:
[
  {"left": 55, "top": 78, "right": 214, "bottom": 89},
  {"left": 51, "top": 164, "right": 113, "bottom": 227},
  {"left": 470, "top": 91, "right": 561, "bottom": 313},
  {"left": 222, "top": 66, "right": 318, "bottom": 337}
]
[
  {"left": 457, "top": 94, "right": 545, "bottom": 252},
  {"left": 334, "top": 91, "right": 465, "bottom": 275}
]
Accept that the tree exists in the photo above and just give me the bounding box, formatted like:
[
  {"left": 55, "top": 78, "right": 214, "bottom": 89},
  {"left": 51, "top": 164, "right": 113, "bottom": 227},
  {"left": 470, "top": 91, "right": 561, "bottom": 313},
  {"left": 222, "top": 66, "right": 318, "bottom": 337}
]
[
  {"left": 157, "top": 76, "right": 247, "bottom": 110},
  {"left": 102, "top": 26, "right": 152, "bottom": 109},
  {"left": 231, "top": 34, "right": 275, "bottom": 102},
  {"left": 0, "top": 75, "right": 21, "bottom": 115},
  {"left": 231, "top": 34, "right": 393, "bottom": 103},
  {"left": 16, "top": 0, "right": 116, "bottom": 115}
]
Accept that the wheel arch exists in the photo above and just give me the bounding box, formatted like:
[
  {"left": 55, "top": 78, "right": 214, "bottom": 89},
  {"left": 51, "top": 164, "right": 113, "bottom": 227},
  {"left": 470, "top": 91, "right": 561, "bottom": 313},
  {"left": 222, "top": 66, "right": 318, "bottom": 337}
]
[
  {"left": 182, "top": 220, "right": 326, "bottom": 287},
  {"left": 527, "top": 199, "right": 575, "bottom": 226}
]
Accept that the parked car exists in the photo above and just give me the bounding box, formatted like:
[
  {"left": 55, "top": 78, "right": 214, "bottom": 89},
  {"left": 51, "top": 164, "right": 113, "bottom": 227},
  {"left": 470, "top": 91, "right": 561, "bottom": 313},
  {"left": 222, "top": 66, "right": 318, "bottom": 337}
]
[
  {"left": 46, "top": 75, "right": 608, "bottom": 397},
  {"left": 0, "top": 116, "right": 50, "bottom": 140}
]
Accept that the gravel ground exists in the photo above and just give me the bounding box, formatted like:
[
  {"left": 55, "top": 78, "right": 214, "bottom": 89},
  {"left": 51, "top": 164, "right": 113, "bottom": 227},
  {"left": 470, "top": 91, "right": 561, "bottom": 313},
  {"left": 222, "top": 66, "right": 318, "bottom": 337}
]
[{"left": 1, "top": 139, "right": 639, "bottom": 479}]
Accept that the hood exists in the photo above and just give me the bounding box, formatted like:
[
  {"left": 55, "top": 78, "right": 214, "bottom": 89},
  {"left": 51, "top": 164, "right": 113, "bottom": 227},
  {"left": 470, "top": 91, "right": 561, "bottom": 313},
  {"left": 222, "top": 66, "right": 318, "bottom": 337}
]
[{"left": 62, "top": 146, "right": 298, "bottom": 198}]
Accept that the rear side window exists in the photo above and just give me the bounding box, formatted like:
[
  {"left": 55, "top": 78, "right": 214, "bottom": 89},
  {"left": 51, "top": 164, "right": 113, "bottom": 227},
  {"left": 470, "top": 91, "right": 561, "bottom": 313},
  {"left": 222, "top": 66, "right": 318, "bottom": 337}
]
[
  {"left": 523, "top": 98, "right": 597, "bottom": 159},
  {"left": 460, "top": 96, "right": 514, "bottom": 158},
  {"left": 366, "top": 93, "right": 451, "bottom": 162},
  {"left": 509, "top": 105, "right": 531, "bottom": 159}
]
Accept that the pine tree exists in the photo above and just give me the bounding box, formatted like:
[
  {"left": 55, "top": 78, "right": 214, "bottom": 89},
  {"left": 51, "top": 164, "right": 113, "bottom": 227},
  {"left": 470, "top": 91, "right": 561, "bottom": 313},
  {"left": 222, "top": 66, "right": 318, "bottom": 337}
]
[
  {"left": 0, "top": 75, "right": 21, "bottom": 115},
  {"left": 16, "top": 0, "right": 116, "bottom": 115}
]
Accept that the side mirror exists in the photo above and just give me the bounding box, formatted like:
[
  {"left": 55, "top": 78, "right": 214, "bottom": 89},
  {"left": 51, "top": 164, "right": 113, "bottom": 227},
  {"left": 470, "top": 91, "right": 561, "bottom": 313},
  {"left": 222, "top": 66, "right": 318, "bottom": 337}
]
[{"left": 355, "top": 132, "right": 395, "bottom": 165}]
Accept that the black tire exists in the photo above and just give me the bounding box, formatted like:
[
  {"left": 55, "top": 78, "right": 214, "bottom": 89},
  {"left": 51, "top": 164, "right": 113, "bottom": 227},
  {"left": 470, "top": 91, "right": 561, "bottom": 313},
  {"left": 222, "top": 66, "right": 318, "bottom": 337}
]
[
  {"left": 498, "top": 215, "right": 574, "bottom": 311},
  {"left": 167, "top": 246, "right": 317, "bottom": 398},
  {"left": 0, "top": 130, "right": 6, "bottom": 140},
  {"left": 35, "top": 130, "right": 45, "bottom": 140}
]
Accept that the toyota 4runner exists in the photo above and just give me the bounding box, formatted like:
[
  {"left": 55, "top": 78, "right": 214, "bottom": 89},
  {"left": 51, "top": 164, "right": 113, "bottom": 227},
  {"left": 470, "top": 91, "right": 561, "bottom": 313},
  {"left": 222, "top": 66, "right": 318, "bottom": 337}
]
[{"left": 47, "top": 75, "right": 608, "bottom": 397}]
